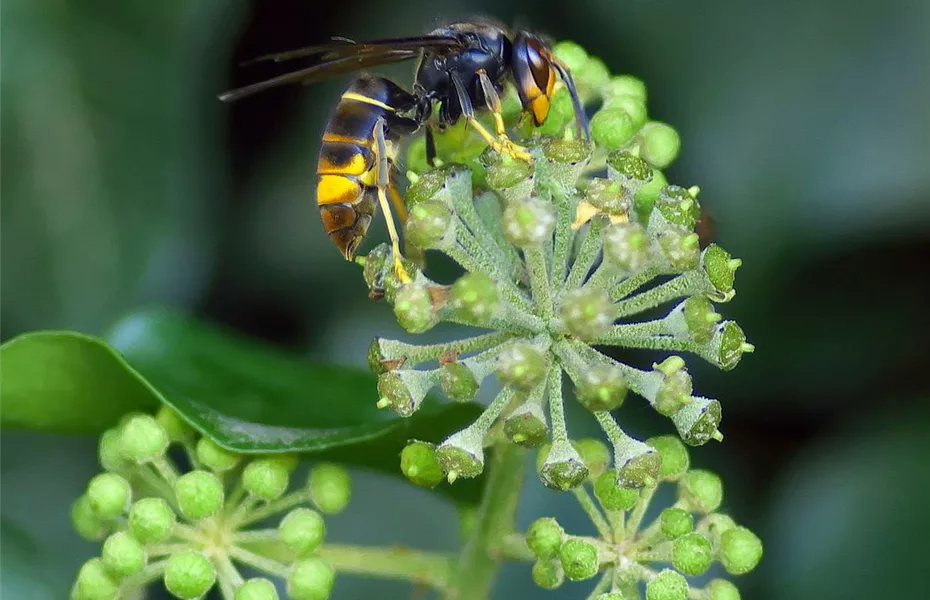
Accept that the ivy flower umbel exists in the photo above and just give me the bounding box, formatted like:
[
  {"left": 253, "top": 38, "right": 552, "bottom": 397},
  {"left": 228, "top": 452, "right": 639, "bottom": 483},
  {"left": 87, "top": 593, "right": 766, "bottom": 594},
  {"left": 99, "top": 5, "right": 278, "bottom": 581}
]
[
  {"left": 523, "top": 436, "right": 763, "bottom": 598},
  {"left": 362, "top": 41, "right": 752, "bottom": 489},
  {"left": 70, "top": 406, "right": 348, "bottom": 600}
]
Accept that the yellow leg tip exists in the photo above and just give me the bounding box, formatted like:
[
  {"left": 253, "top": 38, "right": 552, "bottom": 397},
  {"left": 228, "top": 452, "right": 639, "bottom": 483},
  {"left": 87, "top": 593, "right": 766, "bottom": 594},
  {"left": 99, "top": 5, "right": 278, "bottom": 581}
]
[{"left": 393, "top": 256, "right": 412, "bottom": 284}]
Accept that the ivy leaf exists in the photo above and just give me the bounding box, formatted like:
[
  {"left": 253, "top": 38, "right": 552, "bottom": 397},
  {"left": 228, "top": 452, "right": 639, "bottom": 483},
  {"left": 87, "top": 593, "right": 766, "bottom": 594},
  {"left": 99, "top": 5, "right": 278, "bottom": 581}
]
[
  {"left": 1, "top": 308, "right": 484, "bottom": 501},
  {"left": 0, "top": 331, "right": 157, "bottom": 433}
]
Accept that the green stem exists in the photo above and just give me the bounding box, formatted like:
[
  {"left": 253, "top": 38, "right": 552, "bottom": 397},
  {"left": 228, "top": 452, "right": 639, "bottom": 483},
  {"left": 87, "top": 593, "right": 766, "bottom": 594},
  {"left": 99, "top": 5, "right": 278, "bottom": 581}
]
[
  {"left": 547, "top": 366, "right": 568, "bottom": 442},
  {"left": 121, "top": 560, "right": 167, "bottom": 590},
  {"left": 318, "top": 544, "right": 455, "bottom": 589},
  {"left": 524, "top": 245, "right": 553, "bottom": 318},
  {"left": 585, "top": 572, "right": 613, "bottom": 599},
  {"left": 627, "top": 483, "right": 659, "bottom": 536},
  {"left": 376, "top": 332, "right": 516, "bottom": 368},
  {"left": 150, "top": 456, "right": 179, "bottom": 485},
  {"left": 572, "top": 487, "right": 613, "bottom": 540},
  {"left": 448, "top": 234, "right": 534, "bottom": 313},
  {"left": 565, "top": 217, "right": 607, "bottom": 289},
  {"left": 610, "top": 267, "right": 661, "bottom": 301},
  {"left": 214, "top": 553, "right": 245, "bottom": 600},
  {"left": 550, "top": 189, "right": 576, "bottom": 285},
  {"left": 595, "top": 318, "right": 672, "bottom": 345},
  {"left": 492, "top": 533, "right": 535, "bottom": 562},
  {"left": 234, "top": 489, "right": 311, "bottom": 529},
  {"left": 227, "top": 545, "right": 290, "bottom": 578},
  {"left": 613, "top": 270, "right": 710, "bottom": 318},
  {"left": 446, "top": 443, "right": 528, "bottom": 600}
]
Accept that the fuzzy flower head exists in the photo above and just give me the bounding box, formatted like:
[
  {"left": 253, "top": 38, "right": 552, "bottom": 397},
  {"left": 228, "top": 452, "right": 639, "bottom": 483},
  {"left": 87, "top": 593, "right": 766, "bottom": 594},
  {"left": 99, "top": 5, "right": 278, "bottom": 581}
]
[{"left": 362, "top": 41, "right": 751, "bottom": 491}]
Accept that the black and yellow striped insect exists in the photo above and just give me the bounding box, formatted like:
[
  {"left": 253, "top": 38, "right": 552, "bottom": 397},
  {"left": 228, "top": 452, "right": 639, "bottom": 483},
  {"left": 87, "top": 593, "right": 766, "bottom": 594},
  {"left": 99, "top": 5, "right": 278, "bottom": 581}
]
[{"left": 219, "top": 20, "right": 589, "bottom": 282}]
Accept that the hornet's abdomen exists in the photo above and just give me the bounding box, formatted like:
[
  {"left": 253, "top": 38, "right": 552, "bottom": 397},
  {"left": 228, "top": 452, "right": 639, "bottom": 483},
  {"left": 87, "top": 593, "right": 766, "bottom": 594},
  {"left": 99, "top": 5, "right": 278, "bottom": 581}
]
[{"left": 316, "top": 75, "right": 419, "bottom": 259}]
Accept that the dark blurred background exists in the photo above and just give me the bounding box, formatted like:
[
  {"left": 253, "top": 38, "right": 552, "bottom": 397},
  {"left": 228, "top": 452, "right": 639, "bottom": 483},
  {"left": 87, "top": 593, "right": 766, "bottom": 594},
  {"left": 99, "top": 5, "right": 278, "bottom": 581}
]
[{"left": 2, "top": 0, "right": 929, "bottom": 598}]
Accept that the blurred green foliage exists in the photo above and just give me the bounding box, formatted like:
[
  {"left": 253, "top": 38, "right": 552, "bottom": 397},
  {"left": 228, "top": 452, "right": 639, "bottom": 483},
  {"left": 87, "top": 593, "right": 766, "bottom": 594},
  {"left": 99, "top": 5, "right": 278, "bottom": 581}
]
[{"left": 1, "top": 0, "right": 928, "bottom": 598}]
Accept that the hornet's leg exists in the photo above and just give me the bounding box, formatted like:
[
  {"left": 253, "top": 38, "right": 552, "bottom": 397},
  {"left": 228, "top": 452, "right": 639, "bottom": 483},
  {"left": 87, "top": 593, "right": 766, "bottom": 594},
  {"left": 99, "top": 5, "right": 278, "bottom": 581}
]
[
  {"left": 374, "top": 118, "right": 412, "bottom": 283},
  {"left": 450, "top": 72, "right": 532, "bottom": 162},
  {"left": 425, "top": 126, "right": 438, "bottom": 168}
]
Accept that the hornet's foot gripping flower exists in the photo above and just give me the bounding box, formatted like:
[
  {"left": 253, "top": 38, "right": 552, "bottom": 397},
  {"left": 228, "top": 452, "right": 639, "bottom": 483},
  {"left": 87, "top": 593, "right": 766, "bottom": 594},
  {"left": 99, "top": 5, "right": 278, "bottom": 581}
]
[
  {"left": 361, "top": 41, "right": 752, "bottom": 490},
  {"left": 70, "top": 407, "right": 349, "bottom": 600}
]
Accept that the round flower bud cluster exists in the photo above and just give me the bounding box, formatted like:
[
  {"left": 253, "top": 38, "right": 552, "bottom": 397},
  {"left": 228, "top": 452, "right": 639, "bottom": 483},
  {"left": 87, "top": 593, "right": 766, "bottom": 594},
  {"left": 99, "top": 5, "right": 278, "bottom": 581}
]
[
  {"left": 524, "top": 437, "right": 762, "bottom": 597},
  {"left": 70, "top": 405, "right": 349, "bottom": 600},
  {"left": 360, "top": 40, "right": 751, "bottom": 491}
]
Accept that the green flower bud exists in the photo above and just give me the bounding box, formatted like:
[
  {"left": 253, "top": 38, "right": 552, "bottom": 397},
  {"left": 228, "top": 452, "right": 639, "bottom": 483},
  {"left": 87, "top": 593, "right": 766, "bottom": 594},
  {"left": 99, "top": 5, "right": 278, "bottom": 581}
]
[
  {"left": 592, "top": 108, "right": 636, "bottom": 151},
  {"left": 560, "top": 288, "right": 613, "bottom": 340},
  {"left": 235, "top": 578, "right": 280, "bottom": 600},
  {"left": 707, "top": 579, "right": 741, "bottom": 600},
  {"left": 594, "top": 469, "right": 640, "bottom": 511},
  {"left": 119, "top": 414, "right": 169, "bottom": 463},
  {"left": 405, "top": 201, "right": 454, "bottom": 249},
  {"left": 672, "top": 397, "right": 723, "bottom": 446},
  {"left": 658, "top": 229, "right": 701, "bottom": 271},
  {"left": 393, "top": 284, "right": 439, "bottom": 334},
  {"left": 584, "top": 178, "right": 627, "bottom": 215},
  {"left": 128, "top": 497, "right": 176, "bottom": 544},
  {"left": 576, "top": 364, "right": 629, "bottom": 412},
  {"left": 641, "top": 122, "right": 681, "bottom": 169},
  {"left": 647, "top": 435, "right": 690, "bottom": 480},
  {"left": 308, "top": 463, "right": 351, "bottom": 514},
  {"left": 606, "top": 75, "right": 647, "bottom": 103},
  {"left": 496, "top": 343, "right": 548, "bottom": 391},
  {"left": 362, "top": 243, "right": 420, "bottom": 302},
  {"left": 404, "top": 136, "right": 430, "bottom": 175},
  {"left": 607, "top": 151, "right": 653, "bottom": 197},
  {"left": 656, "top": 186, "right": 701, "bottom": 231},
  {"left": 73, "top": 558, "right": 119, "bottom": 600},
  {"left": 101, "top": 532, "right": 146, "bottom": 579},
  {"left": 646, "top": 568, "right": 689, "bottom": 600},
  {"left": 436, "top": 429, "right": 485, "bottom": 483},
  {"left": 678, "top": 469, "right": 724, "bottom": 513},
  {"left": 702, "top": 245, "right": 740, "bottom": 295},
  {"left": 682, "top": 296, "right": 721, "bottom": 344},
  {"left": 531, "top": 559, "right": 564, "bottom": 590},
  {"left": 577, "top": 57, "right": 610, "bottom": 98},
  {"left": 703, "top": 513, "right": 737, "bottom": 545},
  {"left": 164, "top": 551, "right": 216, "bottom": 600},
  {"left": 552, "top": 41, "right": 588, "bottom": 74},
  {"left": 156, "top": 404, "right": 194, "bottom": 442},
  {"left": 543, "top": 138, "right": 592, "bottom": 163},
  {"left": 710, "top": 322, "right": 753, "bottom": 371},
  {"left": 243, "top": 458, "right": 290, "bottom": 500},
  {"left": 526, "top": 517, "right": 564, "bottom": 560},
  {"left": 400, "top": 441, "right": 444, "bottom": 488},
  {"left": 613, "top": 436, "right": 662, "bottom": 489},
  {"left": 450, "top": 272, "right": 501, "bottom": 325},
  {"left": 71, "top": 495, "right": 108, "bottom": 541},
  {"left": 538, "top": 139, "right": 592, "bottom": 194},
  {"left": 606, "top": 94, "right": 648, "bottom": 131},
  {"left": 405, "top": 169, "right": 447, "bottom": 206},
  {"left": 575, "top": 438, "right": 611, "bottom": 479},
  {"left": 503, "top": 401, "right": 548, "bottom": 447},
  {"left": 279, "top": 508, "right": 326, "bottom": 557},
  {"left": 98, "top": 428, "right": 127, "bottom": 472},
  {"left": 673, "top": 532, "right": 714, "bottom": 575},
  {"left": 486, "top": 154, "right": 534, "bottom": 190},
  {"left": 558, "top": 538, "right": 599, "bottom": 581},
  {"left": 438, "top": 363, "right": 480, "bottom": 404},
  {"left": 653, "top": 358, "right": 692, "bottom": 416},
  {"left": 661, "top": 507, "right": 695, "bottom": 540},
  {"left": 196, "top": 438, "right": 242, "bottom": 472},
  {"left": 268, "top": 454, "right": 299, "bottom": 474},
  {"left": 720, "top": 527, "right": 763, "bottom": 575},
  {"left": 175, "top": 470, "right": 224, "bottom": 521},
  {"left": 503, "top": 197, "right": 556, "bottom": 247},
  {"left": 633, "top": 168, "right": 667, "bottom": 223},
  {"left": 376, "top": 369, "right": 436, "bottom": 417},
  {"left": 537, "top": 440, "right": 589, "bottom": 490},
  {"left": 288, "top": 557, "right": 335, "bottom": 600},
  {"left": 86, "top": 473, "right": 131, "bottom": 520},
  {"left": 603, "top": 222, "right": 651, "bottom": 272}
]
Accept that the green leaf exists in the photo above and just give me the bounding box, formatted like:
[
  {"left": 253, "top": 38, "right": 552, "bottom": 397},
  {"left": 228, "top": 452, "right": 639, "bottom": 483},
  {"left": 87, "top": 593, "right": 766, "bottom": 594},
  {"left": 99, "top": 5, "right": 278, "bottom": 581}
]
[
  {"left": 0, "top": 331, "right": 157, "bottom": 433},
  {"left": 0, "top": 519, "right": 56, "bottom": 600},
  {"left": 2, "top": 308, "right": 485, "bottom": 502}
]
